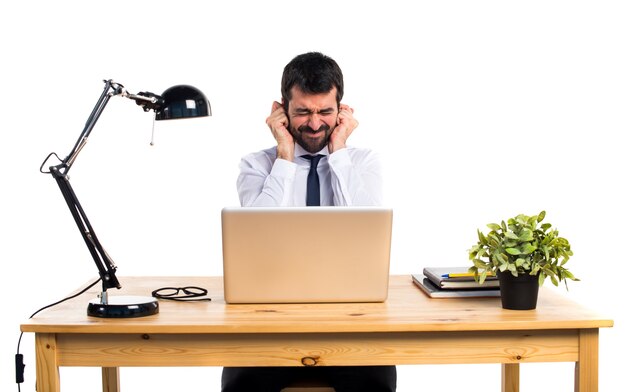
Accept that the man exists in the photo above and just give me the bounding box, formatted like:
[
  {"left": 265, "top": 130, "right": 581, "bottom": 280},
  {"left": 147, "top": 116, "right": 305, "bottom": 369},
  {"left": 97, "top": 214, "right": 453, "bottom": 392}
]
[
  {"left": 237, "top": 51, "right": 383, "bottom": 208},
  {"left": 224, "top": 52, "right": 395, "bottom": 392}
]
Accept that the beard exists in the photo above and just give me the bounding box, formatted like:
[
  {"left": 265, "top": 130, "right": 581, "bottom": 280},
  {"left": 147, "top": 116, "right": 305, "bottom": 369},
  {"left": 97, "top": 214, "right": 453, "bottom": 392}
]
[{"left": 289, "top": 123, "right": 332, "bottom": 154}]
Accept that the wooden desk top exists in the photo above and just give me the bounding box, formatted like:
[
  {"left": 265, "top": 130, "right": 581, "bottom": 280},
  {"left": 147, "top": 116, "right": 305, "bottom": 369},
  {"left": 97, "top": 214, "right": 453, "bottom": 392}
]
[{"left": 21, "top": 275, "right": 613, "bottom": 334}]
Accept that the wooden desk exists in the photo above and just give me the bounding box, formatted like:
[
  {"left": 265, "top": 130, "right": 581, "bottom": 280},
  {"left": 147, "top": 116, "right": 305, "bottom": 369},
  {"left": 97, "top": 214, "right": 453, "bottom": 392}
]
[{"left": 21, "top": 275, "right": 613, "bottom": 392}]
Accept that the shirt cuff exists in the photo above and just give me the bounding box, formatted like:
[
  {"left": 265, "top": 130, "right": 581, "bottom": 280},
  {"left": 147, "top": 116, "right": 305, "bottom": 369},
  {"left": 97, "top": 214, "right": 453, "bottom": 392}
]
[{"left": 328, "top": 147, "right": 351, "bottom": 168}]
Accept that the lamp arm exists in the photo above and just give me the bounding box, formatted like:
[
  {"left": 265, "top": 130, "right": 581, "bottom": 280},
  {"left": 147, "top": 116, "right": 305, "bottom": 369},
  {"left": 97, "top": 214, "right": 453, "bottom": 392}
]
[
  {"left": 49, "top": 166, "right": 121, "bottom": 291},
  {"left": 43, "top": 79, "right": 129, "bottom": 295},
  {"left": 63, "top": 80, "right": 125, "bottom": 173}
]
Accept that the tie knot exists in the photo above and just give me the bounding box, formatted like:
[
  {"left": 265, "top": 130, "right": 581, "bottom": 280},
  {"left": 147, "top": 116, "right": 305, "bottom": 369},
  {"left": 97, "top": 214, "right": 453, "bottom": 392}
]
[{"left": 302, "top": 154, "right": 323, "bottom": 169}]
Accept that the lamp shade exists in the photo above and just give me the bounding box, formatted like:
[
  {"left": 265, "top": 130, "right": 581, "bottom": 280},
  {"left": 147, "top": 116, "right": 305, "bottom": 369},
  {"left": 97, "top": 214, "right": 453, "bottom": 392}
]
[{"left": 155, "top": 85, "right": 211, "bottom": 120}]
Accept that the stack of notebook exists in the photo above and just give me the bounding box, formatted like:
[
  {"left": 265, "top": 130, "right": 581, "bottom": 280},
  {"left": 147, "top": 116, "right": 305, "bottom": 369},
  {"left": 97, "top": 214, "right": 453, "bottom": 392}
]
[{"left": 412, "top": 267, "right": 500, "bottom": 298}]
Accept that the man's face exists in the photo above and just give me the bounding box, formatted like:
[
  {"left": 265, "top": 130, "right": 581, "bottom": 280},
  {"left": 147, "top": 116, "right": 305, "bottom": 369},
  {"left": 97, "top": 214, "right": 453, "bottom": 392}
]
[{"left": 286, "top": 86, "right": 339, "bottom": 154}]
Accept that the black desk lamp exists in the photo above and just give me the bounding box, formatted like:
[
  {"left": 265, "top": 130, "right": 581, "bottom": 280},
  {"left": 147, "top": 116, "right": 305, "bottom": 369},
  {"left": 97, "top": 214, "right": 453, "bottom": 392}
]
[{"left": 40, "top": 79, "right": 211, "bottom": 318}]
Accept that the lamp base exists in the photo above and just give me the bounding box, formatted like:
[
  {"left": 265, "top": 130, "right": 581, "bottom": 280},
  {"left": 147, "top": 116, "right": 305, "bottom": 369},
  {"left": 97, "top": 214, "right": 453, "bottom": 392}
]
[{"left": 87, "top": 295, "right": 159, "bottom": 318}]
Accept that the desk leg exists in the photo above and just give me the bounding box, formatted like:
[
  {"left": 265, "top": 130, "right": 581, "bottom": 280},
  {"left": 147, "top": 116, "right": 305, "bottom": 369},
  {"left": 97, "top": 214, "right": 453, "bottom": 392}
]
[
  {"left": 35, "top": 333, "right": 60, "bottom": 392},
  {"left": 575, "top": 328, "right": 599, "bottom": 392},
  {"left": 501, "top": 363, "right": 519, "bottom": 392},
  {"left": 102, "top": 367, "right": 120, "bottom": 392}
]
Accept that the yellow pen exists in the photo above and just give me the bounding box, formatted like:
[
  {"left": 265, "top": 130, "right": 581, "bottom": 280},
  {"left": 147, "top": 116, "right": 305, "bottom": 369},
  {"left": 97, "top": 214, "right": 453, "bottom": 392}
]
[{"left": 442, "top": 272, "right": 494, "bottom": 278}]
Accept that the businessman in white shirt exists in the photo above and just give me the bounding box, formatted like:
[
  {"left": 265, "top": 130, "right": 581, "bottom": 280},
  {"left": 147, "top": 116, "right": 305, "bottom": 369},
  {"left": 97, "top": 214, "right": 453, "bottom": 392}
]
[
  {"left": 224, "top": 52, "right": 395, "bottom": 392},
  {"left": 237, "top": 55, "right": 383, "bottom": 208}
]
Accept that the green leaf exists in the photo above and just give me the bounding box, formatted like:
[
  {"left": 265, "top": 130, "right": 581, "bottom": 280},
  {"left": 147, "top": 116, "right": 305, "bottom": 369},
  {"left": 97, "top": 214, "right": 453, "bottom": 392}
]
[
  {"left": 478, "top": 230, "right": 486, "bottom": 243},
  {"left": 505, "top": 247, "right": 522, "bottom": 255},
  {"left": 495, "top": 252, "right": 508, "bottom": 264},
  {"left": 519, "top": 243, "right": 537, "bottom": 254},
  {"left": 538, "top": 210, "right": 546, "bottom": 222},
  {"left": 518, "top": 228, "right": 534, "bottom": 242},
  {"left": 468, "top": 267, "right": 478, "bottom": 281},
  {"left": 562, "top": 270, "right": 576, "bottom": 280},
  {"left": 487, "top": 223, "right": 501, "bottom": 231},
  {"left": 472, "top": 260, "right": 488, "bottom": 269},
  {"left": 504, "top": 231, "right": 519, "bottom": 240}
]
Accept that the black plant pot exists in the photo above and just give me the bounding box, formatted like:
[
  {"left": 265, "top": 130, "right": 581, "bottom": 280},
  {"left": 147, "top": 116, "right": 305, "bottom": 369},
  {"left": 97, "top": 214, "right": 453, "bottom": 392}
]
[{"left": 497, "top": 271, "right": 539, "bottom": 310}]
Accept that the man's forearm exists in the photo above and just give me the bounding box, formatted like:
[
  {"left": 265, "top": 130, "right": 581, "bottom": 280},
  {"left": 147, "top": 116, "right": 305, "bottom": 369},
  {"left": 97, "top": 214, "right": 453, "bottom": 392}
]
[
  {"left": 328, "top": 149, "right": 383, "bottom": 206},
  {"left": 237, "top": 158, "right": 296, "bottom": 207}
]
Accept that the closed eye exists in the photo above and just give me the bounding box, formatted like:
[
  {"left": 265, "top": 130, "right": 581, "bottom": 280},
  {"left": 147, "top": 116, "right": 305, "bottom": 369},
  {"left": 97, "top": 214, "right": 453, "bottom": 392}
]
[{"left": 293, "top": 109, "right": 336, "bottom": 117}]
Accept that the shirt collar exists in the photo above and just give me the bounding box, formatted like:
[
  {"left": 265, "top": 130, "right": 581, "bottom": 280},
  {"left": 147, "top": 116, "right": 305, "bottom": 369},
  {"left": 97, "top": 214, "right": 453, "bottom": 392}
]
[{"left": 295, "top": 143, "right": 329, "bottom": 158}]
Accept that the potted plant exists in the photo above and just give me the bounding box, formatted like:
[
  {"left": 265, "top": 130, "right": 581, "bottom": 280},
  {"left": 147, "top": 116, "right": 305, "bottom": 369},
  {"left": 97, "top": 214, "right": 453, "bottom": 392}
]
[{"left": 468, "top": 210, "right": 578, "bottom": 310}]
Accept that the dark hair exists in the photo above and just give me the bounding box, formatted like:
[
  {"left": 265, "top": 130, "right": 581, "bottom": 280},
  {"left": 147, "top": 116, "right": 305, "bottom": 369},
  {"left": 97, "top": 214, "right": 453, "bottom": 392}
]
[{"left": 281, "top": 52, "right": 344, "bottom": 111}]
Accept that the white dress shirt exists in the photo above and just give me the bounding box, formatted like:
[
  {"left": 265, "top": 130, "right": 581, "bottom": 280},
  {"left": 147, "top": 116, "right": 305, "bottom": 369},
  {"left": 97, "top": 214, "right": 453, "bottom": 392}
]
[{"left": 237, "top": 143, "right": 383, "bottom": 207}]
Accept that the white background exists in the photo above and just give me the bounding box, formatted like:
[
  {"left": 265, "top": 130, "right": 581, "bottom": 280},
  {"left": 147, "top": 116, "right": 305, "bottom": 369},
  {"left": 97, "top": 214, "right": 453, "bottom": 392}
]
[{"left": 2, "top": 1, "right": 624, "bottom": 391}]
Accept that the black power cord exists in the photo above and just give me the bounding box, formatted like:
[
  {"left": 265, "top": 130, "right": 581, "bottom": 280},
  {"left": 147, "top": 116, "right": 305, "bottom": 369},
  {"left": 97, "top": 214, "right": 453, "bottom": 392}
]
[{"left": 16, "top": 277, "right": 101, "bottom": 391}]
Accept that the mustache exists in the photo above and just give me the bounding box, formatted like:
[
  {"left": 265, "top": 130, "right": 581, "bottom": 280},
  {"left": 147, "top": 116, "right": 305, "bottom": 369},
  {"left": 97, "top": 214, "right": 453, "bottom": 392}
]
[{"left": 298, "top": 123, "right": 330, "bottom": 134}]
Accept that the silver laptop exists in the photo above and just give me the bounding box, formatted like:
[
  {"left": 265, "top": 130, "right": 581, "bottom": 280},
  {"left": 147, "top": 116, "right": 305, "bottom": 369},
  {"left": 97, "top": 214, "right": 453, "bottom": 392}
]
[{"left": 221, "top": 206, "right": 393, "bottom": 304}]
